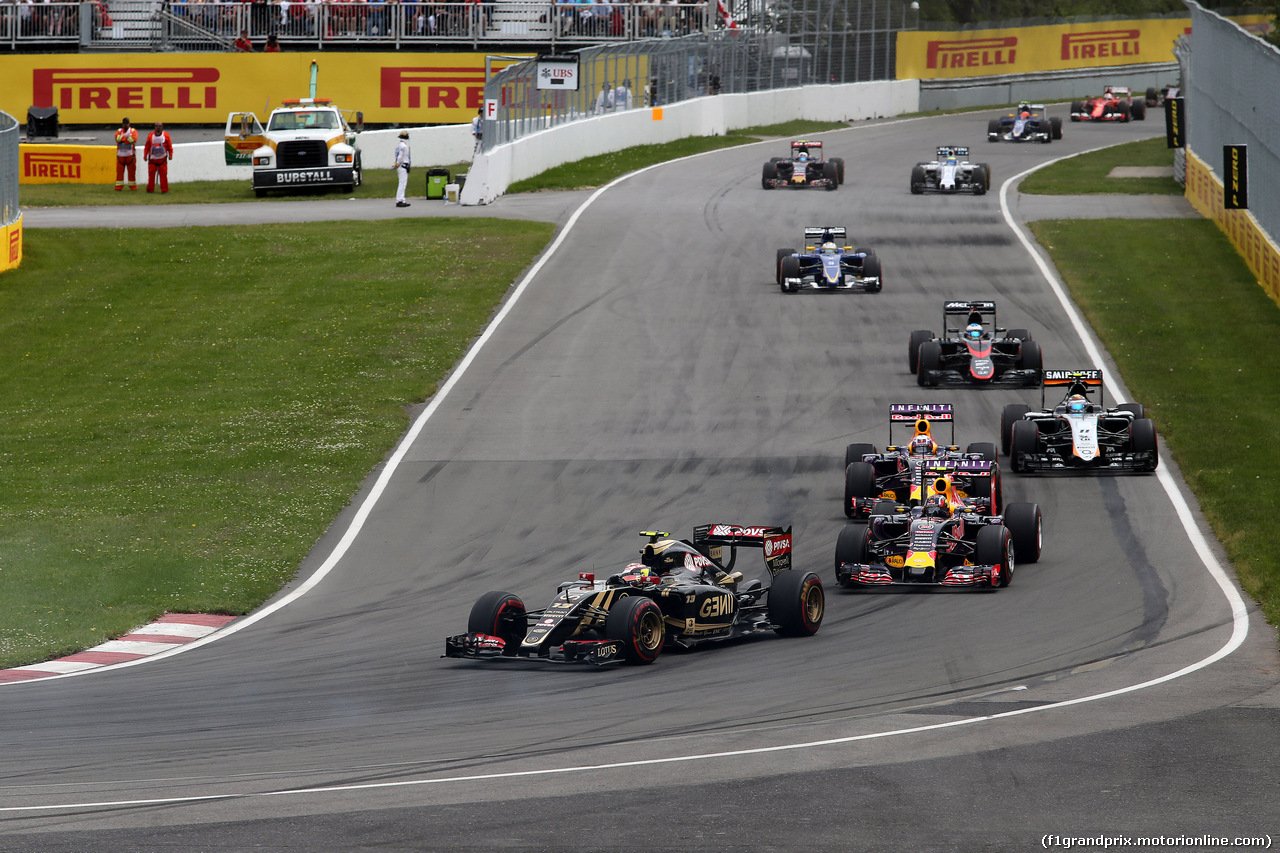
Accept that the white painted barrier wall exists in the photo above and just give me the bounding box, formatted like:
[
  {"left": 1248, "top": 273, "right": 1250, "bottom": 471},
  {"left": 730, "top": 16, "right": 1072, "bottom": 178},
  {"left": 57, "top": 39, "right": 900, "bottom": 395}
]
[
  {"left": 168, "top": 124, "right": 476, "bottom": 183},
  {"left": 461, "top": 79, "right": 920, "bottom": 205}
]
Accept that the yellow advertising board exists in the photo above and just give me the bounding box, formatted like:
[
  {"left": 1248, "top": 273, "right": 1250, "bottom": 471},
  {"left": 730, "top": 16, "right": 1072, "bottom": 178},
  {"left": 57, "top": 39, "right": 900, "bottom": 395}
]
[
  {"left": 19, "top": 143, "right": 118, "bottom": 185},
  {"left": 0, "top": 53, "right": 528, "bottom": 126},
  {"left": 1, "top": 215, "right": 24, "bottom": 274},
  {"left": 896, "top": 15, "right": 1268, "bottom": 80}
]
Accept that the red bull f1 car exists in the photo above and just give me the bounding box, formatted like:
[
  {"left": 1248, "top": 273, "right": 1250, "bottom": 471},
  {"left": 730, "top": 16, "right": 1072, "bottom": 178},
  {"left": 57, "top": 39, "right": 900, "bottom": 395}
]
[
  {"left": 1070, "top": 86, "right": 1147, "bottom": 122},
  {"left": 986, "top": 103, "right": 1063, "bottom": 143},
  {"left": 1001, "top": 369, "right": 1159, "bottom": 474},
  {"left": 844, "top": 403, "right": 1001, "bottom": 519},
  {"left": 762, "top": 140, "right": 844, "bottom": 190},
  {"left": 444, "top": 525, "right": 823, "bottom": 666},
  {"left": 910, "top": 300, "right": 1042, "bottom": 387},
  {"left": 835, "top": 468, "right": 1042, "bottom": 590},
  {"left": 910, "top": 146, "right": 991, "bottom": 194},
  {"left": 776, "top": 226, "right": 883, "bottom": 293}
]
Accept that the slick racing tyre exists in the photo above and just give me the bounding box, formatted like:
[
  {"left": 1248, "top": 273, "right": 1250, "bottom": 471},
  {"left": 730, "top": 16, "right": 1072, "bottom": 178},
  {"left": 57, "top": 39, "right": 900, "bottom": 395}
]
[
  {"left": 831, "top": 157, "right": 845, "bottom": 185},
  {"left": 908, "top": 330, "right": 934, "bottom": 374},
  {"left": 780, "top": 255, "right": 802, "bottom": 292},
  {"left": 769, "top": 570, "right": 825, "bottom": 636},
  {"left": 1000, "top": 403, "right": 1032, "bottom": 455},
  {"left": 605, "top": 595, "right": 665, "bottom": 664},
  {"left": 845, "top": 461, "right": 877, "bottom": 519},
  {"left": 1130, "top": 418, "right": 1159, "bottom": 471},
  {"left": 822, "top": 161, "right": 839, "bottom": 189},
  {"left": 834, "top": 524, "right": 871, "bottom": 588},
  {"left": 1007, "top": 328, "right": 1031, "bottom": 342},
  {"left": 1002, "top": 501, "right": 1043, "bottom": 564},
  {"left": 1009, "top": 419, "right": 1039, "bottom": 473},
  {"left": 910, "top": 164, "right": 926, "bottom": 194},
  {"left": 1051, "top": 117, "right": 1064, "bottom": 139},
  {"left": 975, "top": 525, "right": 1014, "bottom": 588},
  {"left": 467, "top": 591, "right": 528, "bottom": 656},
  {"left": 1070, "top": 101, "right": 1084, "bottom": 121},
  {"left": 862, "top": 255, "right": 883, "bottom": 292},
  {"left": 987, "top": 118, "right": 1001, "bottom": 141},
  {"left": 762, "top": 162, "right": 777, "bottom": 189},
  {"left": 973, "top": 165, "right": 988, "bottom": 195},
  {"left": 966, "top": 441, "right": 998, "bottom": 463},
  {"left": 1117, "top": 402, "right": 1146, "bottom": 420},
  {"left": 1018, "top": 340, "right": 1043, "bottom": 375},
  {"left": 916, "top": 340, "right": 941, "bottom": 387},
  {"left": 1131, "top": 101, "right": 1146, "bottom": 120},
  {"left": 776, "top": 247, "right": 796, "bottom": 284},
  {"left": 845, "top": 442, "right": 877, "bottom": 470}
]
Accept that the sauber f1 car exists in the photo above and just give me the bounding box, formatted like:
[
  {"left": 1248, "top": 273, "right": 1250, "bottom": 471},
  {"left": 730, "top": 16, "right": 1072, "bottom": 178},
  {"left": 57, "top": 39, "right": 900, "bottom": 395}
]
[
  {"left": 1070, "top": 86, "right": 1147, "bottom": 122},
  {"left": 776, "top": 226, "right": 883, "bottom": 293},
  {"left": 1001, "top": 369, "right": 1159, "bottom": 474},
  {"left": 910, "top": 300, "right": 1042, "bottom": 387},
  {"left": 987, "top": 103, "right": 1063, "bottom": 143},
  {"left": 835, "top": 468, "right": 1042, "bottom": 590},
  {"left": 844, "top": 403, "right": 1001, "bottom": 519},
  {"left": 444, "top": 525, "right": 823, "bottom": 666},
  {"left": 910, "top": 146, "right": 991, "bottom": 195},
  {"left": 762, "top": 140, "right": 844, "bottom": 190}
]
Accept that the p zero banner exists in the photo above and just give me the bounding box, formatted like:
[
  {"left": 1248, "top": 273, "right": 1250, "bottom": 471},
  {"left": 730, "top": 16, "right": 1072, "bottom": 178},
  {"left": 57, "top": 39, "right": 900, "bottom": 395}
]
[
  {"left": 1165, "top": 96, "right": 1185, "bottom": 149},
  {"left": 19, "top": 144, "right": 118, "bottom": 185},
  {"left": 1224, "top": 144, "right": 1248, "bottom": 210},
  {"left": 0, "top": 54, "right": 527, "bottom": 125},
  {"left": 896, "top": 15, "right": 1268, "bottom": 80}
]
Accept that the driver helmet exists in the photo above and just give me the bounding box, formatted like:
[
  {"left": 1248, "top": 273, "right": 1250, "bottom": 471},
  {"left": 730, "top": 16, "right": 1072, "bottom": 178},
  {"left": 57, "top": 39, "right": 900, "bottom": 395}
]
[
  {"left": 1067, "top": 394, "right": 1088, "bottom": 414},
  {"left": 1020, "top": 109, "right": 1030, "bottom": 119},
  {"left": 908, "top": 435, "right": 937, "bottom": 457},
  {"left": 796, "top": 149, "right": 808, "bottom": 162},
  {"left": 821, "top": 241, "right": 838, "bottom": 254},
  {"left": 965, "top": 323, "right": 984, "bottom": 341},
  {"left": 922, "top": 495, "right": 949, "bottom": 519}
]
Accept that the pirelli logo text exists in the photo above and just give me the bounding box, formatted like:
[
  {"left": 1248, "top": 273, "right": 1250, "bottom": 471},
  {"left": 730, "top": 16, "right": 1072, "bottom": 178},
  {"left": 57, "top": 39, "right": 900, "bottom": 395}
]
[
  {"left": 8, "top": 228, "right": 20, "bottom": 265},
  {"left": 380, "top": 67, "right": 486, "bottom": 110},
  {"left": 925, "top": 37, "right": 1017, "bottom": 70},
  {"left": 23, "top": 151, "right": 80, "bottom": 180},
  {"left": 1061, "top": 30, "right": 1140, "bottom": 61},
  {"left": 33, "top": 67, "right": 219, "bottom": 112}
]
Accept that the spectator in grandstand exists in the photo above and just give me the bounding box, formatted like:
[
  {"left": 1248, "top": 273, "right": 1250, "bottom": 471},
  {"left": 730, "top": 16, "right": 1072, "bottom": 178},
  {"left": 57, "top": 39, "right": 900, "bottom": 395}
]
[
  {"left": 366, "top": 0, "right": 386, "bottom": 34},
  {"left": 264, "top": 32, "right": 280, "bottom": 49},
  {"left": 233, "top": 28, "right": 253, "bottom": 49}
]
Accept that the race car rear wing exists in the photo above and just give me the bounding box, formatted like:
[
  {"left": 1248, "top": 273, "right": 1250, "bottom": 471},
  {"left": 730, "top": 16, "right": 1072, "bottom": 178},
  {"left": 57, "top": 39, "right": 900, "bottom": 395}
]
[
  {"left": 887, "top": 402, "right": 956, "bottom": 447},
  {"left": 804, "top": 226, "right": 847, "bottom": 247},
  {"left": 691, "top": 524, "right": 793, "bottom": 577},
  {"left": 943, "top": 299, "right": 998, "bottom": 332},
  {"left": 1042, "top": 368, "right": 1104, "bottom": 407},
  {"left": 936, "top": 145, "right": 969, "bottom": 159}
]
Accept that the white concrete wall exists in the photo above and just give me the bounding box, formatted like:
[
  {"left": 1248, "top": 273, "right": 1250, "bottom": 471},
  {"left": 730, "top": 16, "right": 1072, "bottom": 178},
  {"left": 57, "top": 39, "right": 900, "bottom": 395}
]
[
  {"left": 461, "top": 79, "right": 920, "bottom": 205},
  {"left": 169, "top": 124, "right": 476, "bottom": 183}
]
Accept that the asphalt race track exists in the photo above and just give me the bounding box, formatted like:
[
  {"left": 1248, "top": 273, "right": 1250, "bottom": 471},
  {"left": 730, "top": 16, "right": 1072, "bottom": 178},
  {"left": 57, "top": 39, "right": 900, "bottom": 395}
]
[{"left": 5, "top": 112, "right": 1280, "bottom": 852}]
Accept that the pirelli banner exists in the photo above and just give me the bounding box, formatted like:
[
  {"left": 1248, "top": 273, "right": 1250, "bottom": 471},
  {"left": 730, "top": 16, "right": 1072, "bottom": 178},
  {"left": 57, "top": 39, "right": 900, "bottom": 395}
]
[
  {"left": 0, "top": 53, "right": 527, "bottom": 126},
  {"left": 20, "top": 144, "right": 118, "bottom": 185},
  {"left": 896, "top": 15, "right": 1268, "bottom": 80},
  {"left": 2, "top": 215, "right": 23, "bottom": 274}
]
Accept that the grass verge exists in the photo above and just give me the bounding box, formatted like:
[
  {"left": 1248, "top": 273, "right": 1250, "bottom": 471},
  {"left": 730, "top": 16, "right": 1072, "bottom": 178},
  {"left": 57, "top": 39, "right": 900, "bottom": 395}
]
[
  {"left": 1020, "top": 135, "right": 1182, "bottom": 195},
  {"left": 0, "top": 219, "right": 553, "bottom": 668}
]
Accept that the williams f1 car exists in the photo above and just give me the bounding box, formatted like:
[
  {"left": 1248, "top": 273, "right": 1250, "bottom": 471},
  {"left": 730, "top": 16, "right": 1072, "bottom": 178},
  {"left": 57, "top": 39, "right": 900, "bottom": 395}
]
[
  {"left": 762, "top": 140, "right": 843, "bottom": 190},
  {"left": 910, "top": 146, "right": 991, "bottom": 195},
  {"left": 835, "top": 468, "right": 1042, "bottom": 590},
  {"left": 1070, "top": 86, "right": 1147, "bottom": 122},
  {"left": 444, "top": 525, "right": 823, "bottom": 666},
  {"left": 776, "top": 226, "right": 882, "bottom": 292},
  {"left": 910, "top": 300, "right": 1042, "bottom": 387},
  {"left": 844, "top": 403, "right": 1001, "bottom": 519},
  {"left": 1001, "top": 369, "right": 1159, "bottom": 474},
  {"left": 987, "top": 103, "right": 1063, "bottom": 143}
]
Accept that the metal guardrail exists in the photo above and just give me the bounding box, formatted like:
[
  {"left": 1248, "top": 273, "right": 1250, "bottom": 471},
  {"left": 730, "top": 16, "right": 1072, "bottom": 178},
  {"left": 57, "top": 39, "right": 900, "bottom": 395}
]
[{"left": 0, "top": 111, "right": 17, "bottom": 228}]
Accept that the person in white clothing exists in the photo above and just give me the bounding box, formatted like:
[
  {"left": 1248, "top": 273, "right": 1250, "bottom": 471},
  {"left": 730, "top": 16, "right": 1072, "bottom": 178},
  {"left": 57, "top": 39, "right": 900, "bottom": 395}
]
[
  {"left": 614, "top": 79, "right": 633, "bottom": 111},
  {"left": 393, "top": 129, "right": 411, "bottom": 207},
  {"left": 594, "top": 81, "right": 614, "bottom": 114}
]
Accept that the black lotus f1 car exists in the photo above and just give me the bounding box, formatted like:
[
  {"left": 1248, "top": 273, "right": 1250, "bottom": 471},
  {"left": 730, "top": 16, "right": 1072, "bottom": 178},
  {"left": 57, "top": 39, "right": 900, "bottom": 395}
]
[
  {"left": 1001, "top": 369, "right": 1159, "bottom": 474},
  {"left": 444, "top": 525, "right": 824, "bottom": 666},
  {"left": 835, "top": 468, "right": 1042, "bottom": 590},
  {"left": 910, "top": 300, "right": 1042, "bottom": 387},
  {"left": 776, "top": 226, "right": 882, "bottom": 293}
]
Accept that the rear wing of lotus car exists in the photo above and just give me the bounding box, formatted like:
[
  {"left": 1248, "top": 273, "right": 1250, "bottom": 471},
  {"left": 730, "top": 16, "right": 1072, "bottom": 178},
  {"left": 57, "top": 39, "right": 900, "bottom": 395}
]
[
  {"left": 1042, "top": 368, "right": 1104, "bottom": 407},
  {"left": 888, "top": 402, "right": 956, "bottom": 447},
  {"left": 692, "top": 524, "right": 793, "bottom": 577},
  {"left": 804, "top": 226, "right": 848, "bottom": 247},
  {"left": 943, "top": 299, "right": 997, "bottom": 331}
]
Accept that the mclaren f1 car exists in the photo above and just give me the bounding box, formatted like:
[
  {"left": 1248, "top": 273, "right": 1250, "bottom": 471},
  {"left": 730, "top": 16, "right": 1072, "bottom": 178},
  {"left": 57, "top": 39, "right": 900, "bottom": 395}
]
[
  {"left": 910, "top": 300, "right": 1042, "bottom": 387},
  {"left": 776, "top": 226, "right": 882, "bottom": 292},
  {"left": 444, "top": 525, "right": 823, "bottom": 666}
]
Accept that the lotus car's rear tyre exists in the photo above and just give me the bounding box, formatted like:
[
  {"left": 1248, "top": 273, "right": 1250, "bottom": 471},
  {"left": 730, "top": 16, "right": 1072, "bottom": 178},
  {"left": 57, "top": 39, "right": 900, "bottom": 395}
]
[
  {"left": 769, "top": 570, "right": 825, "bottom": 636},
  {"left": 467, "top": 591, "right": 528, "bottom": 656},
  {"left": 605, "top": 595, "right": 665, "bottom": 664}
]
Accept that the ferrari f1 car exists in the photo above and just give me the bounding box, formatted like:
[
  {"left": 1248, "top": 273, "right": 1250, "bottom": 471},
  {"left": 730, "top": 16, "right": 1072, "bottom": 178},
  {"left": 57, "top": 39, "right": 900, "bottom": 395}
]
[
  {"left": 844, "top": 403, "right": 1001, "bottom": 519},
  {"left": 1001, "top": 368, "right": 1159, "bottom": 474},
  {"left": 444, "top": 525, "right": 824, "bottom": 666},
  {"left": 776, "top": 226, "right": 882, "bottom": 293},
  {"left": 910, "top": 146, "right": 991, "bottom": 195},
  {"left": 910, "top": 300, "right": 1042, "bottom": 387},
  {"left": 1070, "top": 86, "right": 1147, "bottom": 122},
  {"left": 835, "top": 468, "right": 1042, "bottom": 590},
  {"left": 986, "top": 103, "right": 1063, "bottom": 143},
  {"left": 762, "top": 140, "right": 844, "bottom": 190}
]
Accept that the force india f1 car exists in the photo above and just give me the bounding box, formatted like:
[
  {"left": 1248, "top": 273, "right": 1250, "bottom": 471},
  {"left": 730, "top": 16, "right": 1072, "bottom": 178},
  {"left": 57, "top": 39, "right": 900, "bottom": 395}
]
[
  {"left": 910, "top": 300, "right": 1042, "bottom": 387},
  {"left": 1070, "top": 86, "right": 1147, "bottom": 122},
  {"left": 1001, "top": 369, "right": 1159, "bottom": 474},
  {"left": 835, "top": 468, "right": 1042, "bottom": 590},
  {"left": 986, "top": 103, "right": 1063, "bottom": 143},
  {"left": 444, "top": 525, "right": 823, "bottom": 666},
  {"left": 844, "top": 403, "right": 1001, "bottom": 519},
  {"left": 776, "top": 226, "right": 883, "bottom": 293},
  {"left": 910, "top": 146, "right": 991, "bottom": 195},
  {"left": 762, "top": 140, "right": 844, "bottom": 190}
]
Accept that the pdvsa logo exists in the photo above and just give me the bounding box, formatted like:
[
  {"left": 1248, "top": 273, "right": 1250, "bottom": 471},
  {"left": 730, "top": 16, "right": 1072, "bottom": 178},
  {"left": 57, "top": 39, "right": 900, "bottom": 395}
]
[
  {"left": 23, "top": 151, "right": 80, "bottom": 180},
  {"left": 33, "top": 67, "right": 220, "bottom": 111},
  {"left": 380, "top": 66, "right": 487, "bottom": 110},
  {"left": 925, "top": 37, "right": 1018, "bottom": 70},
  {"left": 1061, "top": 29, "right": 1140, "bottom": 61}
]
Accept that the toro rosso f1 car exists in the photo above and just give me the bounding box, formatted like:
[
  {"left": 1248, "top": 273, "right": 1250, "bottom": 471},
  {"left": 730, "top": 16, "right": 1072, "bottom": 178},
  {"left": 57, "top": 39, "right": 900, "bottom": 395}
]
[
  {"left": 762, "top": 140, "right": 843, "bottom": 190},
  {"left": 444, "top": 525, "right": 823, "bottom": 666},
  {"left": 910, "top": 300, "right": 1042, "bottom": 387},
  {"left": 1070, "top": 86, "right": 1147, "bottom": 122},
  {"left": 987, "top": 103, "right": 1063, "bottom": 143},
  {"left": 1001, "top": 369, "right": 1159, "bottom": 474},
  {"left": 910, "top": 146, "right": 991, "bottom": 195},
  {"left": 776, "top": 227, "right": 882, "bottom": 293},
  {"left": 844, "top": 403, "right": 1001, "bottom": 519},
  {"left": 835, "top": 468, "right": 1042, "bottom": 590}
]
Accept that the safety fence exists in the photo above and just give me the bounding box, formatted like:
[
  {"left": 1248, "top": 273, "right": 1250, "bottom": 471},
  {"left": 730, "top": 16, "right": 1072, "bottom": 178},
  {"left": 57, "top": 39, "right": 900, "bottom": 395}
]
[{"left": 1, "top": 111, "right": 17, "bottom": 227}]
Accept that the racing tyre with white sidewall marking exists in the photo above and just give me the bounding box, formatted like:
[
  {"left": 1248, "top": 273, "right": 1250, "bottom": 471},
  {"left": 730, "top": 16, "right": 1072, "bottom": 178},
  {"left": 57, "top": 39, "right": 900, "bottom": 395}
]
[
  {"left": 780, "top": 256, "right": 801, "bottom": 292},
  {"left": 987, "top": 118, "right": 1001, "bottom": 140},
  {"left": 908, "top": 329, "right": 933, "bottom": 374},
  {"left": 1003, "top": 501, "right": 1042, "bottom": 564},
  {"left": 604, "top": 595, "right": 665, "bottom": 664},
  {"left": 467, "top": 591, "right": 528, "bottom": 656},
  {"left": 831, "top": 157, "right": 845, "bottom": 184},
  {"left": 769, "top": 570, "right": 825, "bottom": 636},
  {"left": 975, "top": 525, "right": 1014, "bottom": 587},
  {"left": 973, "top": 165, "right": 987, "bottom": 195}
]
